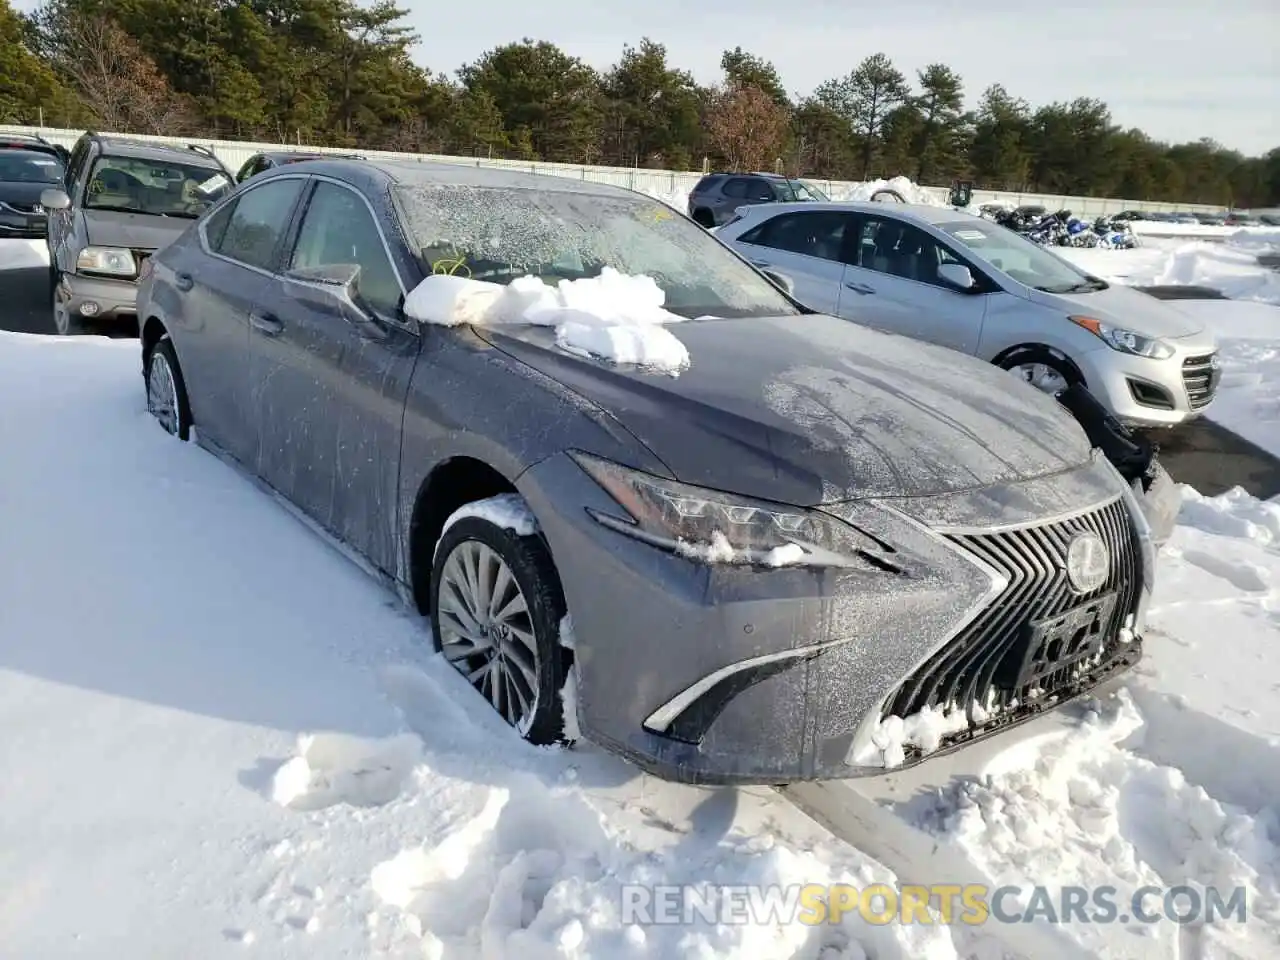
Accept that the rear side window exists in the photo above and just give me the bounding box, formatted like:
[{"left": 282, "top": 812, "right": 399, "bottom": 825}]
[
  {"left": 692, "top": 175, "right": 723, "bottom": 194},
  {"left": 722, "top": 178, "right": 752, "bottom": 199},
  {"left": 212, "top": 178, "right": 304, "bottom": 271},
  {"left": 741, "top": 211, "right": 851, "bottom": 262}
]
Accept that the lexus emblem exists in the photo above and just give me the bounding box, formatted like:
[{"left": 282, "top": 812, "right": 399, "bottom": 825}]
[{"left": 1066, "top": 532, "right": 1110, "bottom": 593}]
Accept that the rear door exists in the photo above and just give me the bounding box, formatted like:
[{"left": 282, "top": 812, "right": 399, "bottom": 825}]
[
  {"left": 730, "top": 209, "right": 854, "bottom": 315},
  {"left": 173, "top": 176, "right": 307, "bottom": 463},
  {"left": 248, "top": 177, "right": 419, "bottom": 573},
  {"left": 838, "top": 214, "right": 990, "bottom": 354}
]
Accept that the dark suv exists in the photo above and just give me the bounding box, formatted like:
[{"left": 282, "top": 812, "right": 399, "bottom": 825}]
[
  {"left": 41, "top": 132, "right": 235, "bottom": 334},
  {"left": 235, "top": 150, "right": 365, "bottom": 183},
  {"left": 687, "top": 172, "right": 827, "bottom": 227}
]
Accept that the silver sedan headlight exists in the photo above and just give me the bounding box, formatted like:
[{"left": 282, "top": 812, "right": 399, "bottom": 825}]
[
  {"left": 571, "top": 452, "right": 900, "bottom": 571},
  {"left": 1070, "top": 315, "right": 1175, "bottom": 359}
]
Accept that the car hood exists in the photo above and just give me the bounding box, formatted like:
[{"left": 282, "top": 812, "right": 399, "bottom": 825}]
[
  {"left": 84, "top": 209, "right": 189, "bottom": 251},
  {"left": 1027, "top": 282, "right": 1204, "bottom": 339},
  {"left": 0, "top": 181, "right": 55, "bottom": 207},
  {"left": 477, "top": 313, "right": 1092, "bottom": 506}
]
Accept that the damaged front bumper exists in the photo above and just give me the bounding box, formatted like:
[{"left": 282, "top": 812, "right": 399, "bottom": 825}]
[{"left": 520, "top": 450, "right": 1154, "bottom": 785}]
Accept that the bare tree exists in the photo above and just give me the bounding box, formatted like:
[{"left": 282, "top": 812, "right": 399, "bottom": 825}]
[
  {"left": 706, "top": 84, "right": 788, "bottom": 173},
  {"left": 40, "top": 13, "right": 193, "bottom": 134}
]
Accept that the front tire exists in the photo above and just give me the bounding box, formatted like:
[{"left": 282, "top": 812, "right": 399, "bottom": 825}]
[
  {"left": 999, "top": 346, "right": 1082, "bottom": 397},
  {"left": 146, "top": 336, "right": 192, "bottom": 440},
  {"left": 51, "top": 269, "right": 87, "bottom": 336},
  {"left": 430, "top": 510, "right": 570, "bottom": 745}
]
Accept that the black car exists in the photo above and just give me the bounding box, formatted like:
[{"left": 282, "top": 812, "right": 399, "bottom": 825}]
[
  {"left": 236, "top": 150, "right": 365, "bottom": 183},
  {"left": 0, "top": 148, "right": 65, "bottom": 239},
  {"left": 0, "top": 132, "right": 69, "bottom": 165},
  {"left": 687, "top": 172, "right": 828, "bottom": 228}
]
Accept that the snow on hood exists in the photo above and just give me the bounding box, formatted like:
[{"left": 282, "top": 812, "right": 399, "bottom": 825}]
[
  {"left": 403, "top": 268, "right": 690, "bottom": 374},
  {"left": 478, "top": 312, "right": 1093, "bottom": 505},
  {"left": 1029, "top": 282, "right": 1206, "bottom": 339}
]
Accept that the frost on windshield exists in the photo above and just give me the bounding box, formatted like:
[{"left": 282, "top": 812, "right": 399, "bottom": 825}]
[{"left": 403, "top": 268, "right": 690, "bottom": 375}]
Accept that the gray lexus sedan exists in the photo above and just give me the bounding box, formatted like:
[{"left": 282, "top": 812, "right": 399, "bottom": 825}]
[{"left": 136, "top": 159, "right": 1158, "bottom": 784}]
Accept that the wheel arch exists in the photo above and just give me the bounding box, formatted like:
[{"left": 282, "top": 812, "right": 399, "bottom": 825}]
[
  {"left": 140, "top": 315, "right": 168, "bottom": 372},
  {"left": 991, "top": 342, "right": 1087, "bottom": 387},
  {"left": 407, "top": 456, "right": 524, "bottom": 615}
]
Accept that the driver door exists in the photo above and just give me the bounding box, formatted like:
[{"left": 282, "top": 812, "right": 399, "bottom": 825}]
[{"left": 248, "top": 178, "right": 420, "bottom": 573}]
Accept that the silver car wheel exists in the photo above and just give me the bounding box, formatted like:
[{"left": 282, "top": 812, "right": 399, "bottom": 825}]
[
  {"left": 147, "top": 350, "right": 179, "bottom": 434},
  {"left": 1011, "top": 361, "right": 1069, "bottom": 394},
  {"left": 437, "top": 539, "right": 539, "bottom": 734}
]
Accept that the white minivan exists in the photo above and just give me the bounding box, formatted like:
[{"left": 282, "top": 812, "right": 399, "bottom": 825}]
[{"left": 716, "top": 201, "right": 1220, "bottom": 427}]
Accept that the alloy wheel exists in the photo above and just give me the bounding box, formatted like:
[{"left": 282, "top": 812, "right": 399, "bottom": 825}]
[
  {"left": 147, "top": 350, "right": 180, "bottom": 434},
  {"left": 1011, "top": 361, "right": 1069, "bottom": 394},
  {"left": 437, "top": 539, "right": 540, "bottom": 733}
]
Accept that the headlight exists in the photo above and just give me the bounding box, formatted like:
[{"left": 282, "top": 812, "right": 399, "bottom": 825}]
[
  {"left": 77, "top": 246, "right": 136, "bottom": 277},
  {"left": 1070, "top": 315, "right": 1174, "bottom": 359},
  {"left": 571, "top": 452, "right": 900, "bottom": 571}
]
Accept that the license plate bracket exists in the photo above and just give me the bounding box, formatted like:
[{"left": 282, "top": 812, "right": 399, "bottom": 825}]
[{"left": 1015, "top": 592, "right": 1118, "bottom": 690}]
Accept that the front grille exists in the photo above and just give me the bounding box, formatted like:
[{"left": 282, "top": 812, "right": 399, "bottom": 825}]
[
  {"left": 1182, "top": 353, "right": 1219, "bottom": 409},
  {"left": 882, "top": 498, "right": 1142, "bottom": 754}
]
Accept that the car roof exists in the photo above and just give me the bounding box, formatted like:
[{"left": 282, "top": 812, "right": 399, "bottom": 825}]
[
  {"left": 0, "top": 147, "right": 61, "bottom": 162},
  {"left": 262, "top": 157, "right": 652, "bottom": 202},
  {"left": 734, "top": 200, "right": 972, "bottom": 227},
  {"left": 93, "top": 136, "right": 225, "bottom": 169}
]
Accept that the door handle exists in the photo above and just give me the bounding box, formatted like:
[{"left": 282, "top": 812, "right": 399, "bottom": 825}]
[
  {"left": 250, "top": 312, "right": 283, "bottom": 336},
  {"left": 174, "top": 272, "right": 193, "bottom": 292},
  {"left": 844, "top": 281, "right": 875, "bottom": 295}
]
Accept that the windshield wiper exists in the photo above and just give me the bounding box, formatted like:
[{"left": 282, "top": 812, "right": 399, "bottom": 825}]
[
  {"left": 1037, "top": 278, "right": 1108, "bottom": 294},
  {"left": 85, "top": 204, "right": 147, "bottom": 215}
]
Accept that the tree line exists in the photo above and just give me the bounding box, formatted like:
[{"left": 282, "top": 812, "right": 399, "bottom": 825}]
[{"left": 1, "top": 0, "right": 1277, "bottom": 206}]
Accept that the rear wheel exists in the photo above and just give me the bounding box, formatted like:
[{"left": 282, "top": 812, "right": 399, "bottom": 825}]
[
  {"left": 691, "top": 208, "right": 714, "bottom": 228},
  {"left": 430, "top": 508, "right": 571, "bottom": 744},
  {"left": 146, "top": 336, "right": 192, "bottom": 440}
]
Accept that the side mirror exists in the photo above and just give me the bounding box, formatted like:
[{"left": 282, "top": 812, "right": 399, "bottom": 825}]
[
  {"left": 284, "top": 263, "right": 388, "bottom": 339},
  {"left": 937, "top": 263, "right": 976, "bottom": 291},
  {"left": 40, "top": 188, "right": 70, "bottom": 211},
  {"left": 760, "top": 268, "right": 795, "bottom": 296}
]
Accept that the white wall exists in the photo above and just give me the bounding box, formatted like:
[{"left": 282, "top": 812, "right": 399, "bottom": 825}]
[{"left": 3, "top": 123, "right": 1227, "bottom": 217}]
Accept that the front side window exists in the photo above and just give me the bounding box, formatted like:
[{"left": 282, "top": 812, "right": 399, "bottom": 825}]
[
  {"left": 84, "top": 155, "right": 233, "bottom": 218},
  {"left": 213, "top": 178, "right": 304, "bottom": 271},
  {"left": 395, "top": 184, "right": 801, "bottom": 320},
  {"left": 853, "top": 218, "right": 964, "bottom": 288},
  {"left": 290, "top": 182, "right": 402, "bottom": 316},
  {"left": 936, "top": 219, "right": 1101, "bottom": 293}
]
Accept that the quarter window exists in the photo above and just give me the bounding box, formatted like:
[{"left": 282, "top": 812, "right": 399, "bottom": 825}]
[
  {"left": 214, "top": 178, "right": 304, "bottom": 271},
  {"left": 289, "top": 182, "right": 402, "bottom": 316}
]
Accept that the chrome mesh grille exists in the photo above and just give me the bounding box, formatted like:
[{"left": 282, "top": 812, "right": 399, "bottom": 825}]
[{"left": 884, "top": 498, "right": 1142, "bottom": 737}]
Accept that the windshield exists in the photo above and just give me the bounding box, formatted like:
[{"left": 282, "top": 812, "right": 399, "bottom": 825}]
[
  {"left": 394, "top": 185, "right": 802, "bottom": 319},
  {"left": 84, "top": 155, "right": 232, "bottom": 218},
  {"left": 937, "top": 219, "right": 1104, "bottom": 293},
  {"left": 0, "top": 150, "right": 64, "bottom": 184}
]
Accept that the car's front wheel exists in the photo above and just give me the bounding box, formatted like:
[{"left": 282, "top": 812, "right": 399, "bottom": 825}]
[
  {"left": 999, "top": 346, "right": 1082, "bottom": 397},
  {"left": 51, "top": 269, "right": 87, "bottom": 336},
  {"left": 430, "top": 505, "right": 570, "bottom": 744},
  {"left": 145, "top": 336, "right": 192, "bottom": 440}
]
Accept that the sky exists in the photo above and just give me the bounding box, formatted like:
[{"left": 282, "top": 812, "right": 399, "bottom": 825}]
[{"left": 13, "top": 0, "right": 1279, "bottom": 156}]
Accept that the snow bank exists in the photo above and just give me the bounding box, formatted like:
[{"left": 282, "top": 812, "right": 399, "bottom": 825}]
[
  {"left": 827, "top": 176, "right": 946, "bottom": 206},
  {"left": 404, "top": 268, "right": 690, "bottom": 374}
]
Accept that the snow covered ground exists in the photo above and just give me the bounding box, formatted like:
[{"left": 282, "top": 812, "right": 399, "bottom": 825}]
[{"left": 2, "top": 236, "right": 1280, "bottom": 959}]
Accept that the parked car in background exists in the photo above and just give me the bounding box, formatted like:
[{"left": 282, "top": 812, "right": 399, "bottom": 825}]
[
  {"left": 0, "top": 132, "right": 69, "bottom": 166},
  {"left": 687, "top": 172, "right": 827, "bottom": 227},
  {"left": 1169, "top": 212, "right": 1199, "bottom": 225},
  {"left": 41, "top": 132, "right": 235, "bottom": 334},
  {"left": 717, "top": 201, "right": 1219, "bottom": 429},
  {"left": 1225, "top": 211, "right": 1258, "bottom": 226},
  {"left": 134, "top": 158, "right": 1159, "bottom": 784},
  {"left": 1195, "top": 212, "right": 1227, "bottom": 226},
  {"left": 1258, "top": 214, "right": 1280, "bottom": 227},
  {"left": 1111, "top": 210, "right": 1146, "bottom": 221},
  {"left": 0, "top": 148, "right": 65, "bottom": 239},
  {"left": 235, "top": 150, "right": 365, "bottom": 182}
]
